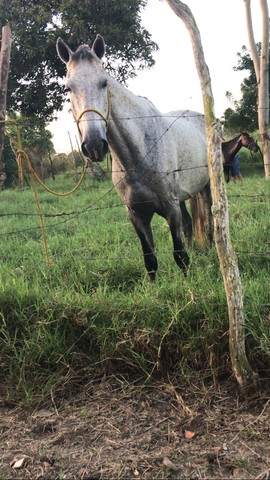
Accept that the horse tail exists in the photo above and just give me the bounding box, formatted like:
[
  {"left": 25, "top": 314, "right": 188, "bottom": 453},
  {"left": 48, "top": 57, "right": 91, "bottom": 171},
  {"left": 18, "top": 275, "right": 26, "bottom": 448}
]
[
  {"left": 189, "top": 182, "right": 213, "bottom": 249},
  {"left": 189, "top": 195, "right": 206, "bottom": 248},
  {"left": 180, "top": 201, "right": 193, "bottom": 248}
]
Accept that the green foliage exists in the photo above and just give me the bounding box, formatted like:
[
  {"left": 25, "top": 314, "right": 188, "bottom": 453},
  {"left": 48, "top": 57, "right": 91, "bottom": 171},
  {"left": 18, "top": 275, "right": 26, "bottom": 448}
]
[
  {"left": 222, "top": 44, "right": 261, "bottom": 132},
  {"left": 0, "top": 162, "right": 269, "bottom": 405},
  {"left": 2, "top": 136, "right": 16, "bottom": 186},
  {"left": 0, "top": 0, "right": 158, "bottom": 123},
  {"left": 2, "top": 115, "right": 55, "bottom": 184}
]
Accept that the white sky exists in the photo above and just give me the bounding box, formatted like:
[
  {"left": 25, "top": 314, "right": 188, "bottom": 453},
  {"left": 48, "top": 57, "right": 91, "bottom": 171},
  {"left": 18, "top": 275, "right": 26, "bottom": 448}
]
[{"left": 48, "top": 0, "right": 262, "bottom": 153}]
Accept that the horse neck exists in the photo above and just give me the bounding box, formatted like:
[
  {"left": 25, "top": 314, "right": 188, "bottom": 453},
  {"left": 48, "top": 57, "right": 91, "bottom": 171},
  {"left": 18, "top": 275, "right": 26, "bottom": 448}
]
[
  {"left": 107, "top": 77, "right": 161, "bottom": 167},
  {"left": 222, "top": 135, "right": 242, "bottom": 162}
]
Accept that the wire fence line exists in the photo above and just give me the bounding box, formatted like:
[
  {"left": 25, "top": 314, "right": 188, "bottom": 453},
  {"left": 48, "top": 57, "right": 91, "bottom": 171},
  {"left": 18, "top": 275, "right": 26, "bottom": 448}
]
[
  {"left": 6, "top": 112, "right": 205, "bottom": 130},
  {"left": 1, "top": 157, "right": 269, "bottom": 226},
  {"left": 3, "top": 109, "right": 268, "bottom": 127},
  {"left": 0, "top": 190, "right": 269, "bottom": 223},
  {"left": 0, "top": 198, "right": 269, "bottom": 261},
  {"left": 1, "top": 112, "right": 268, "bottom": 263},
  {"left": 4, "top": 110, "right": 265, "bottom": 153},
  {"left": 3, "top": 109, "right": 265, "bottom": 194},
  {"left": 0, "top": 246, "right": 269, "bottom": 263},
  {"left": 4, "top": 161, "right": 268, "bottom": 176},
  {"left": 4, "top": 109, "right": 264, "bottom": 178},
  {"left": 0, "top": 225, "right": 270, "bottom": 262}
]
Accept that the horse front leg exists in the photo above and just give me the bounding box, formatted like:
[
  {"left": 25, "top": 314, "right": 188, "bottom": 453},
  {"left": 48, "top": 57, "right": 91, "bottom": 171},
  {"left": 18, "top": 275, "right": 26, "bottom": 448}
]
[
  {"left": 127, "top": 208, "right": 157, "bottom": 281},
  {"left": 166, "top": 206, "right": 189, "bottom": 274}
]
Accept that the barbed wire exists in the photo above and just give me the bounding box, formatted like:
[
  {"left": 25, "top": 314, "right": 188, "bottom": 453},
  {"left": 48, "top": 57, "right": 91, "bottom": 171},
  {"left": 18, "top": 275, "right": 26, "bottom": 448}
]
[
  {"left": 1, "top": 112, "right": 269, "bottom": 266},
  {"left": 3, "top": 160, "right": 268, "bottom": 176},
  {"left": 6, "top": 112, "right": 205, "bottom": 129},
  {"left": 1, "top": 175, "right": 269, "bottom": 258},
  {"left": 0, "top": 240, "right": 269, "bottom": 262},
  {"left": 0, "top": 191, "right": 269, "bottom": 222},
  {"left": 8, "top": 109, "right": 268, "bottom": 130},
  {"left": 2, "top": 108, "right": 266, "bottom": 191},
  {"left": 1, "top": 225, "right": 269, "bottom": 261}
]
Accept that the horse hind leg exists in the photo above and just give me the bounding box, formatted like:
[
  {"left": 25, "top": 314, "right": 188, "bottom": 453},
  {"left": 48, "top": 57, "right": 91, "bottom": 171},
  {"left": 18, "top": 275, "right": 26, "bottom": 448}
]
[
  {"left": 127, "top": 208, "right": 158, "bottom": 281},
  {"left": 166, "top": 206, "right": 189, "bottom": 274}
]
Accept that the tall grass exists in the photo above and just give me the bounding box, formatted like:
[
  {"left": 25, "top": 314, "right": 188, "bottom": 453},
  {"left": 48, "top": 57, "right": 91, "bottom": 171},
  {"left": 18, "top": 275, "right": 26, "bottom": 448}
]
[{"left": 0, "top": 152, "right": 269, "bottom": 405}]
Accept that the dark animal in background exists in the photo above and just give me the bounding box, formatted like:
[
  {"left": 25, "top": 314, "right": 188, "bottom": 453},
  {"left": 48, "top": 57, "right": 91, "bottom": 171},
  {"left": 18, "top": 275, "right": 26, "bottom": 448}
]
[{"left": 222, "top": 132, "right": 259, "bottom": 182}]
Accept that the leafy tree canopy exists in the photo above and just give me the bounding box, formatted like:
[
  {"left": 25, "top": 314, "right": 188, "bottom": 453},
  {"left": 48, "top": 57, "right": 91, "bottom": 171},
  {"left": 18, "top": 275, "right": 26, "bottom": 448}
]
[
  {"left": 222, "top": 44, "right": 261, "bottom": 133},
  {"left": 0, "top": 0, "right": 158, "bottom": 124}
]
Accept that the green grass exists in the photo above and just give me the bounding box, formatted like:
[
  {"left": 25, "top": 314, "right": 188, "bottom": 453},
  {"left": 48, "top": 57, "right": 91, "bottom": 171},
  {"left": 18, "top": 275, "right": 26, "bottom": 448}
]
[{"left": 0, "top": 154, "right": 269, "bottom": 406}]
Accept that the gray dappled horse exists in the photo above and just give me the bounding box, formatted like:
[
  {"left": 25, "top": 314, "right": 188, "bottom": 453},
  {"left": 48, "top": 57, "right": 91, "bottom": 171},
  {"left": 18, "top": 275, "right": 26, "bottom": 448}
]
[{"left": 57, "top": 34, "right": 213, "bottom": 281}]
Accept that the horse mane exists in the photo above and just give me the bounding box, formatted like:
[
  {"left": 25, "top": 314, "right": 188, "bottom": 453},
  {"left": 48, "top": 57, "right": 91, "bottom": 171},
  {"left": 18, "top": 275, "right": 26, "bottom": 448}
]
[
  {"left": 221, "top": 133, "right": 244, "bottom": 164},
  {"left": 138, "top": 95, "right": 157, "bottom": 108},
  {"left": 72, "top": 45, "right": 95, "bottom": 63},
  {"left": 221, "top": 134, "right": 241, "bottom": 154}
]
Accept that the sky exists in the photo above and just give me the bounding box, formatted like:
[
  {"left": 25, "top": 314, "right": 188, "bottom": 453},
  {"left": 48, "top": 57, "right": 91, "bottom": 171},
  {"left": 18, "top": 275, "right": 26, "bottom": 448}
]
[{"left": 48, "top": 0, "right": 262, "bottom": 153}]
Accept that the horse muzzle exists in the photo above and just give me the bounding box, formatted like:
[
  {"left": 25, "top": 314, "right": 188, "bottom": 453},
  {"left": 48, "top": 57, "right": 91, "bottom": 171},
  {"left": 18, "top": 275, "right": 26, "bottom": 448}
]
[
  {"left": 251, "top": 142, "right": 259, "bottom": 153},
  {"left": 81, "top": 137, "right": 108, "bottom": 162}
]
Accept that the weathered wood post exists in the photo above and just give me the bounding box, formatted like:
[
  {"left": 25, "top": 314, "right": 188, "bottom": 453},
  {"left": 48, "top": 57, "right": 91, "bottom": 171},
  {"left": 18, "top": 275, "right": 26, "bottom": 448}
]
[
  {"left": 165, "top": 0, "right": 257, "bottom": 392},
  {"left": 0, "top": 23, "right": 12, "bottom": 188}
]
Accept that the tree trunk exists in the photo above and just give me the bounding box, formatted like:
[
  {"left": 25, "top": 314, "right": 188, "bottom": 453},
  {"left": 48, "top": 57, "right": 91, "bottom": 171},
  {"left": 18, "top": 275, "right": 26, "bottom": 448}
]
[
  {"left": 258, "top": 0, "right": 270, "bottom": 179},
  {"left": 244, "top": 0, "right": 270, "bottom": 179},
  {"left": 243, "top": 0, "right": 260, "bottom": 81},
  {"left": 165, "top": 0, "right": 257, "bottom": 392},
  {"left": 0, "top": 24, "right": 12, "bottom": 189}
]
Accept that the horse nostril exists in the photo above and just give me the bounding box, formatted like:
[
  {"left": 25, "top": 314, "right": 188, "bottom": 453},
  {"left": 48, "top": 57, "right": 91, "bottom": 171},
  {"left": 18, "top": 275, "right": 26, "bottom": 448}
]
[
  {"left": 101, "top": 139, "right": 108, "bottom": 158},
  {"left": 81, "top": 139, "right": 108, "bottom": 161},
  {"left": 81, "top": 142, "right": 89, "bottom": 157}
]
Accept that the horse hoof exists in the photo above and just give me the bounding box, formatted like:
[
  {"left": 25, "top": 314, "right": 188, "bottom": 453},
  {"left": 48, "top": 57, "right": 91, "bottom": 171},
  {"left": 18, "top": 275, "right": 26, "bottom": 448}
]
[
  {"left": 148, "top": 271, "right": 156, "bottom": 282},
  {"left": 174, "top": 250, "right": 189, "bottom": 273}
]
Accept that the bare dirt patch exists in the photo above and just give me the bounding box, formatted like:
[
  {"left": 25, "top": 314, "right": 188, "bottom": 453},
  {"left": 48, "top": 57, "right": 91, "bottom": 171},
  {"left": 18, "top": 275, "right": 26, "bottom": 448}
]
[{"left": 1, "top": 378, "right": 270, "bottom": 479}]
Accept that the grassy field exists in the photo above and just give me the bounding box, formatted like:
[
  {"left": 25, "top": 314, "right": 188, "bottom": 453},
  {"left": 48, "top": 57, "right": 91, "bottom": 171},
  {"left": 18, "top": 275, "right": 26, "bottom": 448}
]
[{"left": 0, "top": 151, "right": 269, "bottom": 406}]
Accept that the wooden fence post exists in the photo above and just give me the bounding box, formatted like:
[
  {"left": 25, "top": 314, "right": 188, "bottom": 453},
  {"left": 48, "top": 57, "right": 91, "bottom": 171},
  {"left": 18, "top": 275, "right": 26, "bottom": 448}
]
[
  {"left": 0, "top": 23, "right": 12, "bottom": 188},
  {"left": 165, "top": 0, "right": 257, "bottom": 393}
]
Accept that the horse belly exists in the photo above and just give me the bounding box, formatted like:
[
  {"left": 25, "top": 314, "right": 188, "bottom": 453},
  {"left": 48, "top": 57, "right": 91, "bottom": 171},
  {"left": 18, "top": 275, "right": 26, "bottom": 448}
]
[
  {"left": 167, "top": 120, "right": 209, "bottom": 199},
  {"left": 177, "top": 165, "right": 209, "bottom": 199}
]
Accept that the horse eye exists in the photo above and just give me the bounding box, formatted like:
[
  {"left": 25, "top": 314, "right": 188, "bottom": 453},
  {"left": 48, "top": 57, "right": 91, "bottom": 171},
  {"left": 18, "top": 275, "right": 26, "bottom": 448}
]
[{"left": 102, "top": 79, "right": 108, "bottom": 88}]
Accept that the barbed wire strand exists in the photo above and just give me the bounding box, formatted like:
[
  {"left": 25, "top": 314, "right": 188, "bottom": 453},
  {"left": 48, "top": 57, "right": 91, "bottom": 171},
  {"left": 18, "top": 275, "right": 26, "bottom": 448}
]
[{"left": 0, "top": 190, "right": 269, "bottom": 222}]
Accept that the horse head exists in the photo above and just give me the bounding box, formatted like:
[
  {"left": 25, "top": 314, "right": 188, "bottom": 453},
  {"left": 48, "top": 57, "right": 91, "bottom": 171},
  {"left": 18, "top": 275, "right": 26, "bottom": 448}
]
[
  {"left": 240, "top": 132, "right": 259, "bottom": 153},
  {"left": 56, "top": 35, "right": 109, "bottom": 162}
]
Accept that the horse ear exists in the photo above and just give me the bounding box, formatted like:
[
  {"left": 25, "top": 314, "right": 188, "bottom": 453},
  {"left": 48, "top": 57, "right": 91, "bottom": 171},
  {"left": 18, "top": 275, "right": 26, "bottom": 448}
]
[
  {"left": 56, "top": 38, "right": 73, "bottom": 64},
  {"left": 92, "top": 34, "right": 105, "bottom": 60}
]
